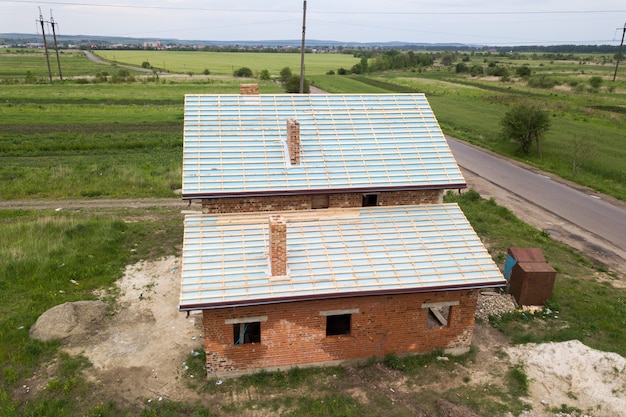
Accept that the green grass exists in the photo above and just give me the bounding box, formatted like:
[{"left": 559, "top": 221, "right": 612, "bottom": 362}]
[
  {"left": 0, "top": 206, "right": 183, "bottom": 417},
  {"left": 368, "top": 69, "right": 626, "bottom": 201},
  {"left": 0, "top": 49, "right": 122, "bottom": 80},
  {"left": 446, "top": 190, "right": 626, "bottom": 357},
  {"left": 93, "top": 50, "right": 360, "bottom": 77}
]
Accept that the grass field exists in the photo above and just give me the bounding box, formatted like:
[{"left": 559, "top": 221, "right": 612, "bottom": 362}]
[
  {"left": 1, "top": 49, "right": 626, "bottom": 416},
  {"left": 93, "top": 50, "right": 360, "bottom": 77}
]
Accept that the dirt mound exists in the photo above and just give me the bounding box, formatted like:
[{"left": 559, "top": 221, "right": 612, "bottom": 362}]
[
  {"left": 29, "top": 300, "right": 108, "bottom": 344},
  {"left": 507, "top": 340, "right": 626, "bottom": 416}
]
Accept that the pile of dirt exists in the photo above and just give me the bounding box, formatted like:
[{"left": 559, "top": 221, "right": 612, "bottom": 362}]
[{"left": 508, "top": 340, "right": 626, "bottom": 417}]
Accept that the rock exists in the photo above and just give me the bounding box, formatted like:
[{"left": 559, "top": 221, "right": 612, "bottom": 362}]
[
  {"left": 29, "top": 300, "right": 108, "bottom": 344},
  {"left": 475, "top": 291, "right": 517, "bottom": 321}
]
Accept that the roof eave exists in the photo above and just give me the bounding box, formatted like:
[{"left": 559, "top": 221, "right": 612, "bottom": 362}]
[
  {"left": 178, "top": 280, "right": 505, "bottom": 311},
  {"left": 181, "top": 183, "right": 467, "bottom": 200}
]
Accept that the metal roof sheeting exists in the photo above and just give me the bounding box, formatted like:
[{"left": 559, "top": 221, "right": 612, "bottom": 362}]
[
  {"left": 182, "top": 94, "right": 465, "bottom": 197},
  {"left": 179, "top": 204, "right": 505, "bottom": 310}
]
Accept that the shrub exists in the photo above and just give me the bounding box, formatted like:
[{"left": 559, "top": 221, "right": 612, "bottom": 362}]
[
  {"left": 259, "top": 69, "right": 271, "bottom": 80},
  {"left": 283, "top": 75, "right": 310, "bottom": 93},
  {"left": 527, "top": 76, "right": 556, "bottom": 89},
  {"left": 588, "top": 76, "right": 603, "bottom": 89},
  {"left": 470, "top": 65, "right": 484, "bottom": 77},
  {"left": 455, "top": 62, "right": 469, "bottom": 73},
  {"left": 516, "top": 66, "right": 531, "bottom": 77},
  {"left": 233, "top": 67, "right": 253, "bottom": 77}
]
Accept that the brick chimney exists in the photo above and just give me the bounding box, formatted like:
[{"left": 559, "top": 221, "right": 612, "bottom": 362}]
[
  {"left": 286, "top": 119, "right": 300, "bottom": 165},
  {"left": 269, "top": 215, "right": 287, "bottom": 276},
  {"left": 239, "top": 83, "right": 259, "bottom": 95}
]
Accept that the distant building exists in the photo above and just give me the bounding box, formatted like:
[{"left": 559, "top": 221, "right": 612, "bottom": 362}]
[{"left": 143, "top": 41, "right": 163, "bottom": 49}]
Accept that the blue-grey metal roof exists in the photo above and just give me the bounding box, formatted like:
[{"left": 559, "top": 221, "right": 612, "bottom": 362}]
[
  {"left": 182, "top": 94, "right": 465, "bottom": 198},
  {"left": 179, "top": 204, "right": 505, "bottom": 310}
]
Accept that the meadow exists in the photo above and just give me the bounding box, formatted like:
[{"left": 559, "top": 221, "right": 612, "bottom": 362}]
[
  {"left": 1, "top": 48, "right": 625, "bottom": 416},
  {"left": 93, "top": 50, "right": 360, "bottom": 77}
]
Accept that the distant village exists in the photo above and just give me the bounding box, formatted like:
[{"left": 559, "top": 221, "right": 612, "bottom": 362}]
[{"left": 1, "top": 33, "right": 620, "bottom": 54}]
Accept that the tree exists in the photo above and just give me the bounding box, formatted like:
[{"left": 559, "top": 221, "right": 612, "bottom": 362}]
[
  {"left": 440, "top": 53, "right": 455, "bottom": 66},
  {"left": 233, "top": 67, "right": 253, "bottom": 77},
  {"left": 279, "top": 67, "right": 292, "bottom": 83},
  {"left": 259, "top": 69, "right": 271, "bottom": 80},
  {"left": 283, "top": 75, "right": 310, "bottom": 93},
  {"left": 501, "top": 104, "right": 551, "bottom": 159},
  {"left": 568, "top": 136, "right": 596, "bottom": 176}
]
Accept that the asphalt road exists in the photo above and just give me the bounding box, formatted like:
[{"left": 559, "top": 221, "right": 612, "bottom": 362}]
[{"left": 447, "top": 137, "right": 626, "bottom": 274}]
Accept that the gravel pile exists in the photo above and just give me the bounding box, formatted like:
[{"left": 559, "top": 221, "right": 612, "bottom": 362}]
[{"left": 475, "top": 290, "right": 517, "bottom": 321}]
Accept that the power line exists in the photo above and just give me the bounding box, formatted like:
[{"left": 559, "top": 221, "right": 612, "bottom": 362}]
[{"left": 1, "top": 0, "right": 625, "bottom": 15}]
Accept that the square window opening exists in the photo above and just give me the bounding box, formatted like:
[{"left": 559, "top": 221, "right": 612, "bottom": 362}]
[
  {"left": 312, "top": 194, "right": 330, "bottom": 209},
  {"left": 427, "top": 306, "right": 451, "bottom": 329},
  {"left": 326, "top": 314, "right": 351, "bottom": 336},
  {"left": 362, "top": 193, "right": 378, "bottom": 207},
  {"left": 233, "top": 322, "right": 261, "bottom": 344}
]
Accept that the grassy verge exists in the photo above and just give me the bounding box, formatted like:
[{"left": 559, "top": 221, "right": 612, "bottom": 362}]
[
  {"left": 0, "top": 206, "right": 183, "bottom": 417},
  {"left": 446, "top": 190, "right": 626, "bottom": 357}
]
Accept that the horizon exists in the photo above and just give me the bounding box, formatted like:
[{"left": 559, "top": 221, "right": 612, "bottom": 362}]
[{"left": 1, "top": 1, "right": 625, "bottom": 47}]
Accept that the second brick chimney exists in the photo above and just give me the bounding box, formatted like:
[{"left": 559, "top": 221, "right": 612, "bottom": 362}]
[
  {"left": 286, "top": 119, "right": 300, "bottom": 165},
  {"left": 269, "top": 215, "right": 287, "bottom": 277},
  {"left": 239, "top": 83, "right": 259, "bottom": 95}
]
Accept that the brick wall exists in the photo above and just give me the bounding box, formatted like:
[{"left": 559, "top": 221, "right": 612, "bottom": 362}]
[
  {"left": 239, "top": 84, "right": 259, "bottom": 95},
  {"left": 286, "top": 119, "right": 300, "bottom": 165},
  {"left": 202, "top": 289, "right": 478, "bottom": 376},
  {"left": 201, "top": 189, "right": 443, "bottom": 214},
  {"left": 269, "top": 215, "right": 287, "bottom": 276}
]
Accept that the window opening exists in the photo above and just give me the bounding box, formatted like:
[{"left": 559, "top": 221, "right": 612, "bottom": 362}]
[
  {"left": 427, "top": 306, "right": 451, "bottom": 329},
  {"left": 362, "top": 193, "right": 378, "bottom": 207},
  {"left": 233, "top": 321, "right": 261, "bottom": 344},
  {"left": 311, "top": 194, "right": 330, "bottom": 209},
  {"left": 326, "top": 314, "right": 351, "bottom": 336}
]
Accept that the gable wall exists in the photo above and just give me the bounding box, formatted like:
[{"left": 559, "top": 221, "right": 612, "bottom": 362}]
[
  {"left": 202, "top": 289, "right": 478, "bottom": 377},
  {"left": 200, "top": 189, "right": 444, "bottom": 214}
]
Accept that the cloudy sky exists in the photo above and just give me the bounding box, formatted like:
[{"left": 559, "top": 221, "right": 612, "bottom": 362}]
[{"left": 1, "top": 0, "right": 625, "bottom": 45}]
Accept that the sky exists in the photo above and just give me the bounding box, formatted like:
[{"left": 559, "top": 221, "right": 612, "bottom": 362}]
[{"left": 1, "top": 0, "right": 626, "bottom": 45}]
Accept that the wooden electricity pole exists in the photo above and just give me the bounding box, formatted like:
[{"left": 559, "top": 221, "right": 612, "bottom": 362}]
[
  {"left": 38, "top": 8, "right": 53, "bottom": 84},
  {"left": 299, "top": 0, "right": 307, "bottom": 94},
  {"left": 613, "top": 22, "right": 625, "bottom": 82},
  {"left": 50, "top": 11, "right": 63, "bottom": 81}
]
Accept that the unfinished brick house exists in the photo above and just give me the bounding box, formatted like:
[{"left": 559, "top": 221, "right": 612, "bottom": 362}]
[{"left": 179, "top": 93, "right": 505, "bottom": 377}]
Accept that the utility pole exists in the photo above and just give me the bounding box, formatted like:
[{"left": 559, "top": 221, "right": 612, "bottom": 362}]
[
  {"left": 299, "top": 0, "right": 307, "bottom": 94},
  {"left": 50, "top": 10, "right": 63, "bottom": 81},
  {"left": 613, "top": 22, "right": 625, "bottom": 82},
  {"left": 38, "top": 7, "right": 53, "bottom": 84}
]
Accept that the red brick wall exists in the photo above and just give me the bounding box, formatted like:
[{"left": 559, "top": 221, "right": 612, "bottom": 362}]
[
  {"left": 202, "top": 289, "right": 478, "bottom": 376},
  {"left": 201, "top": 189, "right": 443, "bottom": 214}
]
